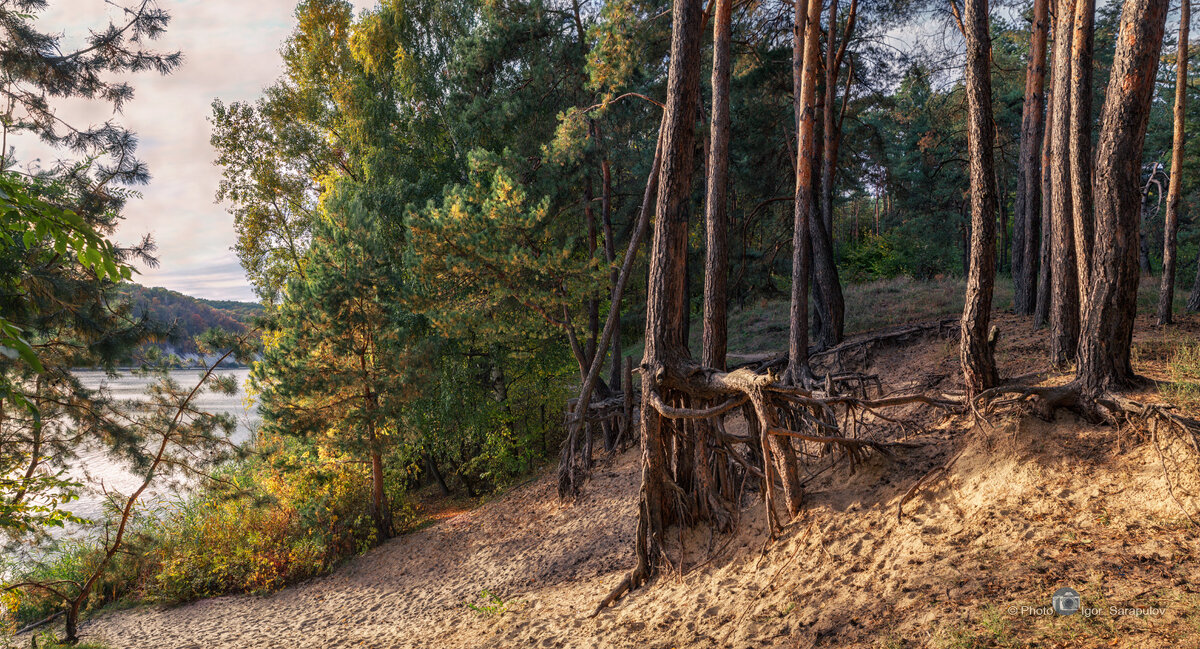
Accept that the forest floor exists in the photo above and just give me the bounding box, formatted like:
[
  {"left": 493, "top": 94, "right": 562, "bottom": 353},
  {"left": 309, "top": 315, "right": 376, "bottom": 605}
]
[{"left": 77, "top": 280, "right": 1200, "bottom": 649}]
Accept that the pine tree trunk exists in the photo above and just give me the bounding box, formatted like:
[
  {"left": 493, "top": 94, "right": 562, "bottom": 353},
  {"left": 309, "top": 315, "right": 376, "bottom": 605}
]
[
  {"left": 586, "top": 181, "right": 600, "bottom": 368},
  {"left": 601, "top": 153, "right": 623, "bottom": 388},
  {"left": 1078, "top": 0, "right": 1168, "bottom": 396},
  {"left": 789, "top": 0, "right": 814, "bottom": 383},
  {"left": 633, "top": 0, "right": 704, "bottom": 584},
  {"left": 370, "top": 446, "right": 392, "bottom": 538},
  {"left": 1048, "top": 0, "right": 1080, "bottom": 367},
  {"left": 961, "top": 0, "right": 1000, "bottom": 395},
  {"left": 703, "top": 0, "right": 731, "bottom": 371},
  {"left": 997, "top": 168, "right": 1008, "bottom": 272},
  {"left": 810, "top": 24, "right": 845, "bottom": 351},
  {"left": 1014, "top": 0, "right": 1049, "bottom": 315},
  {"left": 1069, "top": 0, "right": 1096, "bottom": 302},
  {"left": 1035, "top": 44, "right": 1055, "bottom": 326},
  {"left": 1157, "top": 0, "right": 1189, "bottom": 325}
]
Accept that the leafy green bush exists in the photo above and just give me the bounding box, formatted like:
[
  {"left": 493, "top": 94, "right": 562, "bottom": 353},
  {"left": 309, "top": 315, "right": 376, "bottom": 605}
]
[{"left": 143, "top": 436, "right": 419, "bottom": 602}]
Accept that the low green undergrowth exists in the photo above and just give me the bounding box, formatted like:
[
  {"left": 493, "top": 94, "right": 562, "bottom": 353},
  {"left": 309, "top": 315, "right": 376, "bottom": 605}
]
[{"left": 1163, "top": 335, "right": 1200, "bottom": 407}]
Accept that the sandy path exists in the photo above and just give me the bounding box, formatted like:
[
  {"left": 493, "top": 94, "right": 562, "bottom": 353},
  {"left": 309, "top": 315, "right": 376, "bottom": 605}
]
[{"left": 83, "top": 453, "right": 642, "bottom": 649}]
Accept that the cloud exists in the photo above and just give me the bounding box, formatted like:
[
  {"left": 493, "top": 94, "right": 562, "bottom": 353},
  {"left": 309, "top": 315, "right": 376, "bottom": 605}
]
[{"left": 10, "top": 0, "right": 375, "bottom": 303}]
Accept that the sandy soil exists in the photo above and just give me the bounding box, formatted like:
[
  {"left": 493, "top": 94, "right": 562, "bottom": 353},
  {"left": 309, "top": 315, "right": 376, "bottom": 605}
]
[{"left": 78, "top": 314, "right": 1200, "bottom": 649}]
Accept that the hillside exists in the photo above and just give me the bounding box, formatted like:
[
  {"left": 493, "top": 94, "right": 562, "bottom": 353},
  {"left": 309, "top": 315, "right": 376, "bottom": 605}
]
[
  {"left": 117, "top": 284, "right": 264, "bottom": 358},
  {"left": 76, "top": 305, "right": 1200, "bottom": 649}
]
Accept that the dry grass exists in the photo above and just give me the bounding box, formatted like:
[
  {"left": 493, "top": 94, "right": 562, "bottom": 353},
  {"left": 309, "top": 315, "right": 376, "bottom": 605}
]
[
  {"left": 721, "top": 276, "right": 1015, "bottom": 355},
  {"left": 719, "top": 274, "right": 1182, "bottom": 357}
]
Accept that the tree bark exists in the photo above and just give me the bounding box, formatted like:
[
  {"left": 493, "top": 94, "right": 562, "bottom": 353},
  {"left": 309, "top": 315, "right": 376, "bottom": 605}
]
[
  {"left": 426, "top": 451, "right": 451, "bottom": 496},
  {"left": 1157, "top": 0, "right": 1189, "bottom": 325},
  {"left": 600, "top": 146, "right": 622, "bottom": 389},
  {"left": 789, "top": 0, "right": 815, "bottom": 383},
  {"left": 809, "top": 89, "right": 844, "bottom": 347},
  {"left": 1015, "top": 0, "right": 1049, "bottom": 315},
  {"left": 1035, "top": 26, "right": 1055, "bottom": 327},
  {"left": 703, "top": 0, "right": 732, "bottom": 371},
  {"left": 633, "top": 0, "right": 704, "bottom": 585},
  {"left": 1078, "top": 0, "right": 1168, "bottom": 396},
  {"left": 370, "top": 446, "right": 392, "bottom": 537},
  {"left": 960, "top": 0, "right": 1000, "bottom": 395},
  {"left": 819, "top": 0, "right": 858, "bottom": 247},
  {"left": 1069, "top": 0, "right": 1096, "bottom": 303},
  {"left": 1048, "top": 0, "right": 1080, "bottom": 367},
  {"left": 1035, "top": 21, "right": 1055, "bottom": 328}
]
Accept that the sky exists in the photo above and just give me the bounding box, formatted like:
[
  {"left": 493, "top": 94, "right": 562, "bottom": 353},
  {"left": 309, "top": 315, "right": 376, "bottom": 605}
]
[{"left": 12, "top": 0, "right": 373, "bottom": 302}]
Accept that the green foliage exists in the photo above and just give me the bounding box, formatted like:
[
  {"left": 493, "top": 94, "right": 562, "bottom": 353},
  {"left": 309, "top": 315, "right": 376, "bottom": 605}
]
[
  {"left": 1164, "top": 336, "right": 1200, "bottom": 407},
  {"left": 143, "top": 438, "right": 419, "bottom": 601},
  {"left": 0, "top": 173, "right": 132, "bottom": 375},
  {"left": 463, "top": 589, "right": 508, "bottom": 616},
  {"left": 409, "top": 151, "right": 608, "bottom": 344}
]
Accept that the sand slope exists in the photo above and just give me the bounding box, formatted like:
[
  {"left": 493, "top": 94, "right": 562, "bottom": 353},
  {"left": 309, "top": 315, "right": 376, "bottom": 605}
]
[{"left": 81, "top": 314, "right": 1200, "bottom": 648}]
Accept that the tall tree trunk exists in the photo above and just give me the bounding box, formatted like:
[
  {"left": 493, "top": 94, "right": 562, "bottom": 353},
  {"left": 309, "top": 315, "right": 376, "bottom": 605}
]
[
  {"left": 1077, "top": 0, "right": 1168, "bottom": 396},
  {"left": 961, "top": 0, "right": 1000, "bottom": 395},
  {"left": 1015, "top": 0, "right": 1050, "bottom": 315},
  {"left": 632, "top": 0, "right": 704, "bottom": 586},
  {"left": 370, "top": 445, "right": 392, "bottom": 537},
  {"left": 425, "top": 451, "right": 451, "bottom": 496},
  {"left": 820, "top": 0, "right": 858, "bottom": 246},
  {"left": 1069, "top": 0, "right": 1096, "bottom": 302},
  {"left": 1157, "top": 0, "right": 1189, "bottom": 325},
  {"left": 361, "top": 351, "right": 392, "bottom": 538},
  {"left": 704, "top": 0, "right": 731, "bottom": 371},
  {"left": 1036, "top": 37, "right": 1055, "bottom": 327},
  {"left": 1048, "top": 0, "right": 1080, "bottom": 367},
  {"left": 809, "top": 149, "right": 845, "bottom": 350},
  {"left": 788, "top": 0, "right": 814, "bottom": 384},
  {"left": 822, "top": 0, "right": 838, "bottom": 241},
  {"left": 601, "top": 154, "right": 623, "bottom": 388},
  {"left": 586, "top": 180, "right": 600, "bottom": 368},
  {"left": 997, "top": 168, "right": 1008, "bottom": 272}
]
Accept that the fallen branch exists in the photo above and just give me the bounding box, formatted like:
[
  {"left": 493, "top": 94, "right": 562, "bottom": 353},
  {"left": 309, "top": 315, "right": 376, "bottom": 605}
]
[{"left": 13, "top": 610, "right": 64, "bottom": 636}]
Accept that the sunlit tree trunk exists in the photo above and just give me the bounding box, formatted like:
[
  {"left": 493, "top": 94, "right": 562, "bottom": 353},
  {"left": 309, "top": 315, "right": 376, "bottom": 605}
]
[
  {"left": 1048, "top": 0, "right": 1080, "bottom": 367},
  {"left": 1078, "top": 0, "right": 1169, "bottom": 396},
  {"left": 1035, "top": 30, "right": 1055, "bottom": 326},
  {"left": 788, "top": 0, "right": 813, "bottom": 384},
  {"left": 704, "top": 0, "right": 731, "bottom": 371},
  {"left": 632, "top": 0, "right": 704, "bottom": 586},
  {"left": 960, "top": 0, "right": 1000, "bottom": 395},
  {"left": 1157, "top": 0, "right": 1189, "bottom": 324},
  {"left": 1014, "top": 0, "right": 1048, "bottom": 315},
  {"left": 1069, "top": 0, "right": 1096, "bottom": 303}
]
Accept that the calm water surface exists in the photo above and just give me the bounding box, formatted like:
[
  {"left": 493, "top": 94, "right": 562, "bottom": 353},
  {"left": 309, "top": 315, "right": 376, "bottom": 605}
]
[{"left": 64, "top": 368, "right": 259, "bottom": 527}]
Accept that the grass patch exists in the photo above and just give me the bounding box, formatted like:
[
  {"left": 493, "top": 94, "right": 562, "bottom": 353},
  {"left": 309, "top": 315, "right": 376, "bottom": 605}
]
[
  {"left": 1163, "top": 335, "right": 1200, "bottom": 407},
  {"left": 718, "top": 276, "right": 1016, "bottom": 356}
]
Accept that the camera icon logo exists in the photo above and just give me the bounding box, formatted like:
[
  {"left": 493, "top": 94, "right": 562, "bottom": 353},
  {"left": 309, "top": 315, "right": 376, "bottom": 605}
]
[{"left": 1052, "top": 587, "right": 1081, "bottom": 616}]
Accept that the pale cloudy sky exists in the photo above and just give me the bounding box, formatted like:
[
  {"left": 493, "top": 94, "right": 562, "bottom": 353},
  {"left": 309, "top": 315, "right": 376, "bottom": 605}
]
[{"left": 13, "top": 0, "right": 373, "bottom": 302}]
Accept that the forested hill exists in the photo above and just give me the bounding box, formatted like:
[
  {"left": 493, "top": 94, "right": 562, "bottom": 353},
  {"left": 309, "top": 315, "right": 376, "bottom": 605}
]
[{"left": 118, "top": 284, "right": 264, "bottom": 357}]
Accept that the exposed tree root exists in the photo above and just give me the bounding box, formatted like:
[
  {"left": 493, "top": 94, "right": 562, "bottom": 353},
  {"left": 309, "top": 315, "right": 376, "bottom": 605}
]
[
  {"left": 589, "top": 359, "right": 966, "bottom": 615},
  {"left": 974, "top": 379, "right": 1200, "bottom": 525}
]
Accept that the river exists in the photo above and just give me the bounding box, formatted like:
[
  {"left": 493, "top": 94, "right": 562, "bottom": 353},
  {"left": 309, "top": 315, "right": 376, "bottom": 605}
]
[{"left": 62, "top": 368, "right": 260, "bottom": 529}]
